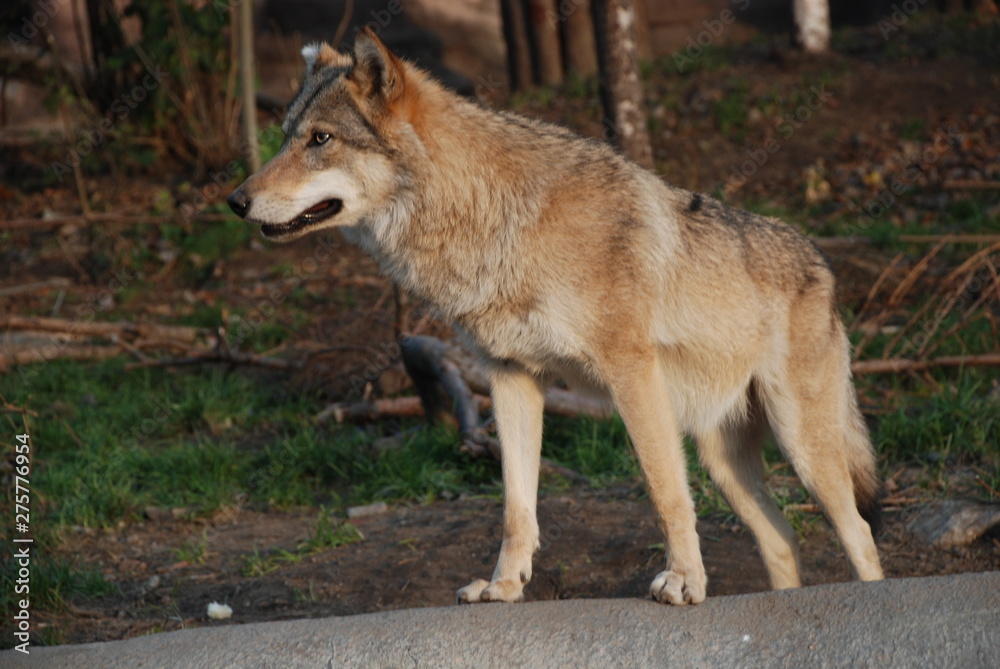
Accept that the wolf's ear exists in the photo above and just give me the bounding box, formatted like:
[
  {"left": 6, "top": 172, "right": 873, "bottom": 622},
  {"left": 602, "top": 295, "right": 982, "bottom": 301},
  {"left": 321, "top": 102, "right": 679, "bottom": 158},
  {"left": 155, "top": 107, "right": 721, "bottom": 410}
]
[
  {"left": 350, "top": 28, "right": 405, "bottom": 103},
  {"left": 301, "top": 43, "right": 351, "bottom": 77}
]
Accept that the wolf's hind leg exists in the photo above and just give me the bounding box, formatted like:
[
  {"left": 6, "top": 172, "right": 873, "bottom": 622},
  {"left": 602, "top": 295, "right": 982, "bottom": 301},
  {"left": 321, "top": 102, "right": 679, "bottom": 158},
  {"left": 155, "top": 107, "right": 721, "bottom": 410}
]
[
  {"left": 457, "top": 367, "right": 544, "bottom": 604},
  {"left": 761, "top": 374, "right": 883, "bottom": 583},
  {"left": 697, "top": 398, "right": 801, "bottom": 590}
]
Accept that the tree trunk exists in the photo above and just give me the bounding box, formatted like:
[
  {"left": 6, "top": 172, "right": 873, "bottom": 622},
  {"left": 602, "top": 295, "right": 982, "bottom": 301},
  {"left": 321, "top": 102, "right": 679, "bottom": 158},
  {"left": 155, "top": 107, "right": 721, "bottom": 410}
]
[
  {"left": 500, "top": 0, "right": 535, "bottom": 90},
  {"left": 590, "top": 0, "right": 653, "bottom": 169},
  {"left": 83, "top": 0, "right": 129, "bottom": 108},
  {"left": 237, "top": 0, "right": 260, "bottom": 172},
  {"left": 561, "top": 0, "right": 598, "bottom": 76},
  {"left": 793, "top": 0, "right": 831, "bottom": 53},
  {"left": 526, "top": 0, "right": 564, "bottom": 85}
]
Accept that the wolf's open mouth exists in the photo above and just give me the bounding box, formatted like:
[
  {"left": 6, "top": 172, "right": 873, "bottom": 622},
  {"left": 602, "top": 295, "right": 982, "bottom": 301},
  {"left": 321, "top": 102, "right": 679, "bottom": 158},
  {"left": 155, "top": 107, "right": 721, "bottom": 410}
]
[{"left": 260, "top": 199, "right": 343, "bottom": 239}]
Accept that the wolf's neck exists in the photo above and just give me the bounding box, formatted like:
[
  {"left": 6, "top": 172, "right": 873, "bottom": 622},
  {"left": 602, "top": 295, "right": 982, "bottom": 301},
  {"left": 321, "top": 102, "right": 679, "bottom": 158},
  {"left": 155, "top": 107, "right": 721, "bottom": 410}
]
[{"left": 356, "top": 78, "right": 547, "bottom": 320}]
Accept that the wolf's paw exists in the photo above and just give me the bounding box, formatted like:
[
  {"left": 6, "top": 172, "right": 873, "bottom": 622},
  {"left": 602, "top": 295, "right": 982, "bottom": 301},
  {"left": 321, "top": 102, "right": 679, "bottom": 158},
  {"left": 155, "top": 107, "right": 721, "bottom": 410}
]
[
  {"left": 456, "top": 578, "right": 524, "bottom": 604},
  {"left": 649, "top": 567, "right": 707, "bottom": 605}
]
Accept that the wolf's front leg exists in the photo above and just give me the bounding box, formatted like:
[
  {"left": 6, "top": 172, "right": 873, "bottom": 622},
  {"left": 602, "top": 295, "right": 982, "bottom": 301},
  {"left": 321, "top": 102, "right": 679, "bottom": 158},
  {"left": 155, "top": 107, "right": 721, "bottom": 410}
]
[
  {"left": 457, "top": 367, "right": 545, "bottom": 604},
  {"left": 606, "top": 355, "right": 707, "bottom": 605}
]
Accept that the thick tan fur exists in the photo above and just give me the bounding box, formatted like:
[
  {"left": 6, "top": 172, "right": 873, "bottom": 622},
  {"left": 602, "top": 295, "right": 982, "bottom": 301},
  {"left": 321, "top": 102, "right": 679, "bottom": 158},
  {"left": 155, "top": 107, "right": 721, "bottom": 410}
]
[{"left": 228, "top": 31, "right": 884, "bottom": 605}]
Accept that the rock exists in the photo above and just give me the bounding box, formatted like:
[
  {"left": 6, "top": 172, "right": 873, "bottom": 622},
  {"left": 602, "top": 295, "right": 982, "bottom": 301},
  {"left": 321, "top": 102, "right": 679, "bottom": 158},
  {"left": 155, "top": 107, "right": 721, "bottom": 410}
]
[
  {"left": 207, "top": 602, "right": 233, "bottom": 620},
  {"left": 907, "top": 500, "right": 1000, "bottom": 549},
  {"left": 13, "top": 574, "right": 1000, "bottom": 669},
  {"left": 347, "top": 502, "right": 389, "bottom": 519}
]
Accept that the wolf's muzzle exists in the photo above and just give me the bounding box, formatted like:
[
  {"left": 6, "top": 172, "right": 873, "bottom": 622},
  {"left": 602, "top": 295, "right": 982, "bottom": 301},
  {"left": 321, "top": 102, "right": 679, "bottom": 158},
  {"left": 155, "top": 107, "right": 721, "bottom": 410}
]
[{"left": 227, "top": 189, "right": 251, "bottom": 219}]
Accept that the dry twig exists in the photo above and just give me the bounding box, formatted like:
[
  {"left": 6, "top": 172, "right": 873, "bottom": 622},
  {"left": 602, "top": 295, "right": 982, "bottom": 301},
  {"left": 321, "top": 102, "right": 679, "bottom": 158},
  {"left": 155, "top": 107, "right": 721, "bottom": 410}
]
[
  {"left": 0, "top": 279, "right": 72, "bottom": 298},
  {"left": 124, "top": 349, "right": 298, "bottom": 372},
  {"left": 851, "top": 354, "right": 1000, "bottom": 375},
  {"left": 0, "top": 315, "right": 208, "bottom": 344}
]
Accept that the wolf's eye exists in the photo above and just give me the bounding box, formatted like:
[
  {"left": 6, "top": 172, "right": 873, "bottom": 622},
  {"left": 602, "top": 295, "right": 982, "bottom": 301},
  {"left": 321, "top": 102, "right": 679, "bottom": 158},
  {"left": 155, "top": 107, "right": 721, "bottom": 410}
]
[{"left": 310, "top": 132, "right": 331, "bottom": 146}]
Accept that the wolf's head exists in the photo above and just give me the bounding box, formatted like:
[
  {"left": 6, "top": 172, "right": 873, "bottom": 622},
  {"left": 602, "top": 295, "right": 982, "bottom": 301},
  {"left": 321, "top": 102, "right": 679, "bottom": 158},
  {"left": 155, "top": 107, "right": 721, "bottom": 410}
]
[{"left": 227, "top": 31, "right": 415, "bottom": 242}]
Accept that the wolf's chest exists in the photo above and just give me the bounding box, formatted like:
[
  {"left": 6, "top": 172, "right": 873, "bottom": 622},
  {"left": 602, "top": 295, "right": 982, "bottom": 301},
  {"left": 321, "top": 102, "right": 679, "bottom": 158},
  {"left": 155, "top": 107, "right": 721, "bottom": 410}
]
[{"left": 455, "top": 298, "right": 590, "bottom": 378}]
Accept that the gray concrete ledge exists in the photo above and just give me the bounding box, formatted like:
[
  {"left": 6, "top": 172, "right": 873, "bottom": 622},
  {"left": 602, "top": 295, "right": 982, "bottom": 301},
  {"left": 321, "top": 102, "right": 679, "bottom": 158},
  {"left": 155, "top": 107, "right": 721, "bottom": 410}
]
[{"left": 7, "top": 572, "right": 999, "bottom": 668}]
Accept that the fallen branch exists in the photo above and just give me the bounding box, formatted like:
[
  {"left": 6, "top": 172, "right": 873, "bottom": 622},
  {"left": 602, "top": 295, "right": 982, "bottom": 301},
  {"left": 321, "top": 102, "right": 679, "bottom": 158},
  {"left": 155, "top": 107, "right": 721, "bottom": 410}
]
[
  {"left": 783, "top": 495, "right": 922, "bottom": 515},
  {"left": 316, "top": 395, "right": 492, "bottom": 425},
  {"left": 782, "top": 503, "right": 821, "bottom": 513},
  {"left": 437, "top": 337, "right": 612, "bottom": 419},
  {"left": 851, "top": 354, "right": 1000, "bottom": 375},
  {"left": 1, "top": 345, "right": 122, "bottom": 368},
  {"left": 0, "top": 315, "right": 209, "bottom": 345},
  {"left": 400, "top": 336, "right": 500, "bottom": 457},
  {"left": 881, "top": 496, "right": 922, "bottom": 508},
  {"left": 0, "top": 278, "right": 72, "bottom": 298},
  {"left": 814, "top": 234, "right": 1000, "bottom": 250},
  {"left": 900, "top": 234, "right": 1000, "bottom": 245},
  {"left": 390, "top": 335, "right": 604, "bottom": 485},
  {"left": 0, "top": 335, "right": 212, "bottom": 370},
  {"left": 539, "top": 459, "right": 591, "bottom": 485},
  {"left": 543, "top": 387, "right": 613, "bottom": 420},
  {"left": 124, "top": 349, "right": 298, "bottom": 372},
  {"left": 1, "top": 402, "right": 39, "bottom": 417}
]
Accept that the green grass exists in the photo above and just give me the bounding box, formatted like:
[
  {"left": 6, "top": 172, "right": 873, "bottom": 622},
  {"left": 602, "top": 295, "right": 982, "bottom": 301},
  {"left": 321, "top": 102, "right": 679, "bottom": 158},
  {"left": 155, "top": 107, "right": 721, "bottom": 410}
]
[
  {"left": 714, "top": 79, "right": 749, "bottom": 139},
  {"left": 0, "top": 553, "right": 115, "bottom": 628},
  {"left": 819, "top": 193, "right": 1000, "bottom": 242},
  {"left": 900, "top": 118, "right": 925, "bottom": 141},
  {"left": 874, "top": 377, "right": 1000, "bottom": 468},
  {"left": 241, "top": 508, "right": 363, "bottom": 576},
  {"left": 543, "top": 415, "right": 636, "bottom": 484},
  {"left": 259, "top": 123, "right": 285, "bottom": 163},
  {"left": 864, "top": 372, "right": 1000, "bottom": 502},
  {"left": 173, "top": 530, "right": 210, "bottom": 565},
  {"left": 663, "top": 43, "right": 733, "bottom": 76},
  {"left": 0, "top": 358, "right": 506, "bottom": 530},
  {"left": 158, "top": 215, "right": 255, "bottom": 283},
  {"left": 4, "top": 346, "right": 997, "bottom": 546},
  {"left": 2, "top": 358, "right": 317, "bottom": 527}
]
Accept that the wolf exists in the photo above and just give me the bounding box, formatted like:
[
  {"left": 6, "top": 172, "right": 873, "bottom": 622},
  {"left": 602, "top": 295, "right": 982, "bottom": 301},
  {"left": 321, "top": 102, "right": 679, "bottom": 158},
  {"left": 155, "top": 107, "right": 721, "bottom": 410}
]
[{"left": 227, "top": 30, "right": 884, "bottom": 605}]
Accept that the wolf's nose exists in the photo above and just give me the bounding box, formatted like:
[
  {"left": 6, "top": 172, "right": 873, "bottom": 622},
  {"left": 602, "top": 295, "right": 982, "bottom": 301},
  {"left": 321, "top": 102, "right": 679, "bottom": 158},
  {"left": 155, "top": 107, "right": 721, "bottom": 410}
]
[{"left": 227, "top": 190, "right": 250, "bottom": 218}]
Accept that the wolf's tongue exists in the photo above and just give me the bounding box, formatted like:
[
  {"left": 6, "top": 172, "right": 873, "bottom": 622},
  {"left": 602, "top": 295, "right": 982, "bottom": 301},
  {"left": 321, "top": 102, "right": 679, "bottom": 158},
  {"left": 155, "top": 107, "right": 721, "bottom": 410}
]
[{"left": 304, "top": 201, "right": 330, "bottom": 214}]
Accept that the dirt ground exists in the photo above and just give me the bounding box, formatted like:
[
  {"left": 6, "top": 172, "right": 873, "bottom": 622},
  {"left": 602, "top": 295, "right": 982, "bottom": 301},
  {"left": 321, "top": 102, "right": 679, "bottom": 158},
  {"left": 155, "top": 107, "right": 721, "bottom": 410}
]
[
  {"left": 3, "top": 19, "right": 999, "bottom": 647},
  {"left": 42, "top": 488, "right": 1000, "bottom": 645}
]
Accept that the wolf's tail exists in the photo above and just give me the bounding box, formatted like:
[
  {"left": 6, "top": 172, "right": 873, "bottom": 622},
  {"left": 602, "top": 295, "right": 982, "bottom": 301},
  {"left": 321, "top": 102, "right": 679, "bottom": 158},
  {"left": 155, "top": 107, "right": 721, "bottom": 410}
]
[{"left": 844, "top": 389, "right": 884, "bottom": 535}]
